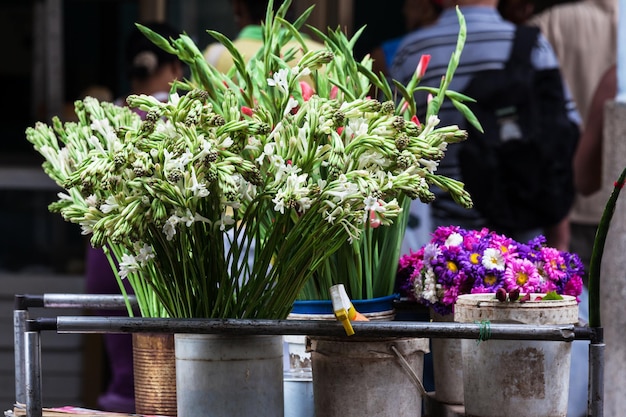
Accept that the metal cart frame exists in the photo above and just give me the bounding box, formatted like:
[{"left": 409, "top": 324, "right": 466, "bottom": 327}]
[{"left": 13, "top": 294, "right": 605, "bottom": 417}]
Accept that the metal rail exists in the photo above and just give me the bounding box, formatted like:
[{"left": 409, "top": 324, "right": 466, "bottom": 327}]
[
  {"left": 13, "top": 294, "right": 136, "bottom": 410},
  {"left": 14, "top": 294, "right": 604, "bottom": 417},
  {"left": 42, "top": 316, "right": 589, "bottom": 341}
]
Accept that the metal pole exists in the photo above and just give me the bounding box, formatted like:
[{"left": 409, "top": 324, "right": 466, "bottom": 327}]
[
  {"left": 589, "top": 342, "right": 605, "bottom": 417},
  {"left": 51, "top": 316, "right": 584, "bottom": 342},
  {"left": 43, "top": 293, "right": 136, "bottom": 310},
  {"left": 25, "top": 329, "right": 42, "bottom": 417},
  {"left": 13, "top": 309, "right": 27, "bottom": 405},
  {"left": 588, "top": 327, "right": 605, "bottom": 417},
  {"left": 13, "top": 294, "right": 134, "bottom": 410}
]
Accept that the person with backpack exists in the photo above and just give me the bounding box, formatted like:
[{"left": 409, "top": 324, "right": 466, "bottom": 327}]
[{"left": 390, "top": 0, "right": 581, "bottom": 247}]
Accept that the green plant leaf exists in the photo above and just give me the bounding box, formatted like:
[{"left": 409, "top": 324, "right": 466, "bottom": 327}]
[{"left": 542, "top": 291, "right": 563, "bottom": 301}]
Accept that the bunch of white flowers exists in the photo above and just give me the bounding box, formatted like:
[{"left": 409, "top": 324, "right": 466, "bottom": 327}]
[{"left": 26, "top": 1, "right": 474, "bottom": 318}]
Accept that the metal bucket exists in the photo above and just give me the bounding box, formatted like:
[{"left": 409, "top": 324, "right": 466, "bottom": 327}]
[
  {"left": 175, "top": 334, "right": 284, "bottom": 417},
  {"left": 285, "top": 295, "right": 398, "bottom": 416},
  {"left": 430, "top": 310, "right": 464, "bottom": 405},
  {"left": 310, "top": 336, "right": 429, "bottom": 417},
  {"left": 455, "top": 294, "right": 579, "bottom": 417},
  {"left": 132, "top": 333, "right": 177, "bottom": 416}
]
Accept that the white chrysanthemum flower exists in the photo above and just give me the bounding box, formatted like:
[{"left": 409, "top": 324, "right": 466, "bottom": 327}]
[
  {"left": 421, "top": 268, "right": 439, "bottom": 304},
  {"left": 445, "top": 232, "right": 463, "bottom": 247},
  {"left": 482, "top": 247, "right": 505, "bottom": 271}
]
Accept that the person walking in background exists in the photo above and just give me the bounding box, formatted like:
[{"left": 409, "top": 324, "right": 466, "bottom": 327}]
[
  {"left": 574, "top": 64, "right": 616, "bottom": 197},
  {"left": 527, "top": 5, "right": 616, "bottom": 412},
  {"left": 203, "top": 0, "right": 324, "bottom": 74},
  {"left": 86, "top": 21, "right": 184, "bottom": 413},
  {"left": 390, "top": 0, "right": 580, "bottom": 248},
  {"left": 369, "top": 0, "right": 443, "bottom": 77},
  {"left": 115, "top": 22, "right": 185, "bottom": 108},
  {"left": 529, "top": 0, "right": 616, "bottom": 283}
]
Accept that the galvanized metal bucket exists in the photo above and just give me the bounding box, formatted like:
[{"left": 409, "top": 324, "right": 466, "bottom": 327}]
[
  {"left": 175, "top": 334, "right": 284, "bottom": 417},
  {"left": 455, "top": 294, "right": 579, "bottom": 417},
  {"left": 309, "top": 336, "right": 429, "bottom": 417}
]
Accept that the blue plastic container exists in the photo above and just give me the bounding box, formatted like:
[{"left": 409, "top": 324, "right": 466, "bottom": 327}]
[{"left": 291, "top": 294, "right": 399, "bottom": 315}]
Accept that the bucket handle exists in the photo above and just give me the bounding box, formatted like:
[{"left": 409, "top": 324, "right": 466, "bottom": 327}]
[{"left": 390, "top": 344, "right": 427, "bottom": 397}]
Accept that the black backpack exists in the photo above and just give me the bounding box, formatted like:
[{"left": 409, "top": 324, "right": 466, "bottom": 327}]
[{"left": 458, "top": 25, "right": 580, "bottom": 231}]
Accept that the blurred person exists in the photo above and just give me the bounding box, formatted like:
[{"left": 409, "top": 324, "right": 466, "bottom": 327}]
[
  {"left": 86, "top": 21, "right": 184, "bottom": 413},
  {"left": 369, "top": 0, "right": 443, "bottom": 77},
  {"left": 63, "top": 85, "right": 114, "bottom": 122},
  {"left": 574, "top": 65, "right": 616, "bottom": 197},
  {"left": 391, "top": 4, "right": 585, "bottom": 416},
  {"left": 529, "top": 0, "right": 617, "bottom": 279},
  {"left": 390, "top": 0, "right": 580, "bottom": 247},
  {"left": 203, "top": 0, "right": 325, "bottom": 73},
  {"left": 497, "top": 0, "right": 535, "bottom": 24}
]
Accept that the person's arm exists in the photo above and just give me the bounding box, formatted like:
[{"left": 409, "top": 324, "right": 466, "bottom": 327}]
[
  {"left": 573, "top": 65, "right": 616, "bottom": 196},
  {"left": 545, "top": 217, "right": 570, "bottom": 252}
]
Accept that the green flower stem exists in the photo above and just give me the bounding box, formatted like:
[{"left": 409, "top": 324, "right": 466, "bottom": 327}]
[{"left": 588, "top": 166, "right": 626, "bottom": 328}]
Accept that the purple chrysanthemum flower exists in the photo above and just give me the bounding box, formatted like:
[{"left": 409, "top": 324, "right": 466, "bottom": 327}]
[
  {"left": 471, "top": 268, "right": 504, "bottom": 293},
  {"left": 397, "top": 225, "right": 584, "bottom": 313}
]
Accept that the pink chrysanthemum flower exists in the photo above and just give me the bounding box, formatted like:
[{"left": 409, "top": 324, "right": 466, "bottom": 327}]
[
  {"left": 504, "top": 258, "right": 540, "bottom": 292},
  {"left": 540, "top": 247, "right": 567, "bottom": 283}
]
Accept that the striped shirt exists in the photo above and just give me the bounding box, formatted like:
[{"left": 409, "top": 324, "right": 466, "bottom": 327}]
[{"left": 390, "top": 5, "right": 580, "bottom": 226}]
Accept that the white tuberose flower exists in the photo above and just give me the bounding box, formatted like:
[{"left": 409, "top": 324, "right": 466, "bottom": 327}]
[
  {"left": 267, "top": 68, "right": 289, "bottom": 93},
  {"left": 119, "top": 253, "right": 140, "bottom": 279}
]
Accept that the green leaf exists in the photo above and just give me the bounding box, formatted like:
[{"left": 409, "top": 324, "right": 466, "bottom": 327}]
[
  {"left": 542, "top": 291, "right": 564, "bottom": 301},
  {"left": 451, "top": 99, "right": 483, "bottom": 133}
]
